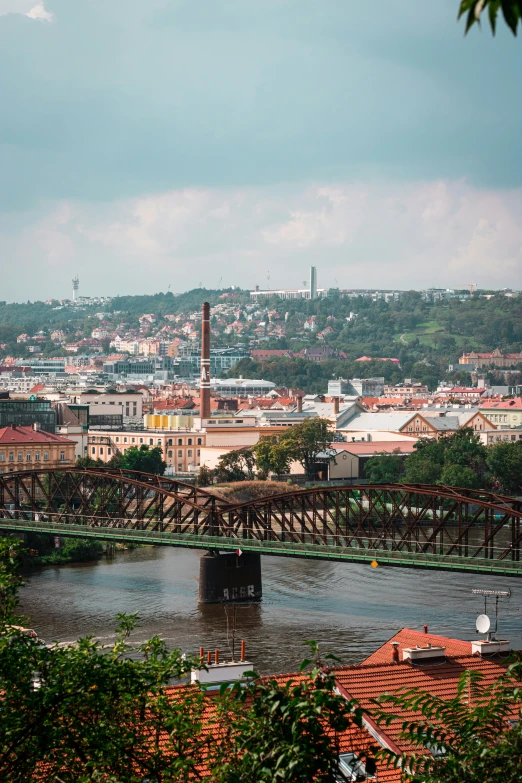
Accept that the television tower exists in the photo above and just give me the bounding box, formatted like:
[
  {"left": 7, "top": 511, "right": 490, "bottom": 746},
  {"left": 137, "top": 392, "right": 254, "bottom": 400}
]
[{"left": 72, "top": 276, "right": 79, "bottom": 301}]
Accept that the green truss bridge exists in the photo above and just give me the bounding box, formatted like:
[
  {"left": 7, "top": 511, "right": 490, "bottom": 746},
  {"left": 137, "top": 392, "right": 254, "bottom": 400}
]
[{"left": 1, "top": 467, "right": 521, "bottom": 577}]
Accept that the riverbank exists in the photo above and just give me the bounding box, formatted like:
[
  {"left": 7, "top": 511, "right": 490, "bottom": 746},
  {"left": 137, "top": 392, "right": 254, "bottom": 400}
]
[{"left": 24, "top": 532, "right": 141, "bottom": 567}]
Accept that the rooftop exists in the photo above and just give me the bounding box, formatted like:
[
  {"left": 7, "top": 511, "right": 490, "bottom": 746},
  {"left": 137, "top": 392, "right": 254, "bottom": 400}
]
[{"left": 0, "top": 425, "right": 74, "bottom": 445}]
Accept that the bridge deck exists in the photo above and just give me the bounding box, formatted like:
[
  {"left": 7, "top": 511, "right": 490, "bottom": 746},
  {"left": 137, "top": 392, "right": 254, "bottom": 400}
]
[{"left": 3, "top": 517, "right": 520, "bottom": 577}]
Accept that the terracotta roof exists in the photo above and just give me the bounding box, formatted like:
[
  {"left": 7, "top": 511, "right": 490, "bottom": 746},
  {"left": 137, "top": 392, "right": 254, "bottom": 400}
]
[
  {"left": 363, "top": 627, "right": 471, "bottom": 665},
  {"left": 480, "top": 397, "right": 522, "bottom": 410},
  {"left": 333, "top": 653, "right": 511, "bottom": 754},
  {"left": 0, "top": 425, "right": 74, "bottom": 445}
]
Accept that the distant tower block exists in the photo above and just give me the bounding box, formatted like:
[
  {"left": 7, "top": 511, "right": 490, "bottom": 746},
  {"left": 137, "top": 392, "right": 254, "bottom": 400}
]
[
  {"left": 310, "top": 266, "right": 317, "bottom": 300},
  {"left": 72, "top": 276, "right": 79, "bottom": 301}
]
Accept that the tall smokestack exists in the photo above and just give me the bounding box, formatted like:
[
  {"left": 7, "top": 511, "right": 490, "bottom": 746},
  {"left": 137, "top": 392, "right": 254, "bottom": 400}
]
[{"left": 200, "top": 302, "right": 211, "bottom": 420}]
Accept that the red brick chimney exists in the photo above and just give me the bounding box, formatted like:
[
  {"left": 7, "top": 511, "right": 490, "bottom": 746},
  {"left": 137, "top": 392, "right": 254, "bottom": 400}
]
[
  {"left": 333, "top": 396, "right": 340, "bottom": 415},
  {"left": 200, "top": 302, "right": 211, "bottom": 420},
  {"left": 296, "top": 396, "right": 303, "bottom": 413}
]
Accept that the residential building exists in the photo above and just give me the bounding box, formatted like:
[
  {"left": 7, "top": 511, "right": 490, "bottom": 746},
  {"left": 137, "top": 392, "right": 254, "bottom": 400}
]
[
  {"left": 0, "top": 424, "right": 76, "bottom": 473},
  {"left": 479, "top": 397, "right": 522, "bottom": 429},
  {"left": 314, "top": 440, "right": 418, "bottom": 481},
  {"left": 88, "top": 428, "right": 205, "bottom": 473},
  {"left": 479, "top": 428, "right": 522, "bottom": 445}
]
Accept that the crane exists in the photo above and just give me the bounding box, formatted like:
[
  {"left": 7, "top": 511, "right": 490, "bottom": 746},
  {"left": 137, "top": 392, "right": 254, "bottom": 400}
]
[{"left": 456, "top": 283, "right": 478, "bottom": 296}]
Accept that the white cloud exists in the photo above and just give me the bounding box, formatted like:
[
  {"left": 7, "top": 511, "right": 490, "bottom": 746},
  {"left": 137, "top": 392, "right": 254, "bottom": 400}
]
[
  {"left": 26, "top": 2, "right": 52, "bottom": 21},
  {"left": 1, "top": 180, "right": 521, "bottom": 300}
]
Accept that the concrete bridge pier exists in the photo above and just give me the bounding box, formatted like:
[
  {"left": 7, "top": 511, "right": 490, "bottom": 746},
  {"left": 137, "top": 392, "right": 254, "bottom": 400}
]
[{"left": 198, "top": 551, "right": 262, "bottom": 604}]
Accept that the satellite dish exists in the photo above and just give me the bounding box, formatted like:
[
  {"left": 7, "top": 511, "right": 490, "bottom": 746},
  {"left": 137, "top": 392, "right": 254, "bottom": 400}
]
[{"left": 476, "top": 614, "right": 491, "bottom": 634}]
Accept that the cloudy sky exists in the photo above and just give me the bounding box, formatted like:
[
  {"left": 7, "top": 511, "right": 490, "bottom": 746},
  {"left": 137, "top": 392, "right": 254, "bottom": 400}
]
[{"left": 1, "top": 0, "right": 521, "bottom": 301}]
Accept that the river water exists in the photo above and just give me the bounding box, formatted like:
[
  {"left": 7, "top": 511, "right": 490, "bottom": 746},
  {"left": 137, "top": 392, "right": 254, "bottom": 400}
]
[{"left": 19, "top": 547, "right": 522, "bottom": 673}]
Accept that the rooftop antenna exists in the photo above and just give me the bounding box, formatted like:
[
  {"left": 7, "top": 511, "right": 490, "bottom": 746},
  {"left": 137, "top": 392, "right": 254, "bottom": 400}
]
[{"left": 472, "top": 589, "right": 510, "bottom": 641}]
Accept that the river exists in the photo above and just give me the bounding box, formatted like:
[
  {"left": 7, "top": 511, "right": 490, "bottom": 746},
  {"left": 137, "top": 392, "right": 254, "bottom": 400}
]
[{"left": 19, "top": 547, "right": 522, "bottom": 673}]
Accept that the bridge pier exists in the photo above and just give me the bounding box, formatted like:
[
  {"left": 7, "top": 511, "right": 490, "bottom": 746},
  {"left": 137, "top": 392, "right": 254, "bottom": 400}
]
[{"left": 198, "top": 551, "right": 262, "bottom": 604}]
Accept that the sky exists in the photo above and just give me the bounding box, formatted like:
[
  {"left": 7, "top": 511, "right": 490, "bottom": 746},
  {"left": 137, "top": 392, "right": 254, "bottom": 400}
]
[{"left": 0, "top": 0, "right": 521, "bottom": 302}]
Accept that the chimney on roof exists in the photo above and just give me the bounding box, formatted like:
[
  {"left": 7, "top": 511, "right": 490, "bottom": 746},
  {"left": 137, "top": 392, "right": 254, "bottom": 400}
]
[
  {"left": 33, "top": 422, "right": 41, "bottom": 432},
  {"left": 200, "top": 302, "right": 211, "bottom": 420},
  {"left": 333, "top": 396, "right": 340, "bottom": 415},
  {"left": 296, "top": 396, "right": 302, "bottom": 413},
  {"left": 391, "top": 641, "right": 399, "bottom": 663}
]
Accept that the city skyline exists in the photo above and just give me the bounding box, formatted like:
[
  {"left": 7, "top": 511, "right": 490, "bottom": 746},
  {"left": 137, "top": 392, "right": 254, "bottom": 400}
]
[{"left": 1, "top": 1, "right": 521, "bottom": 300}]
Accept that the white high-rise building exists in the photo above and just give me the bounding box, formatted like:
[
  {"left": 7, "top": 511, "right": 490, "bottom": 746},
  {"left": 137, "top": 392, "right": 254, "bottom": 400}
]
[
  {"left": 310, "top": 266, "right": 317, "bottom": 300},
  {"left": 72, "top": 276, "right": 79, "bottom": 301}
]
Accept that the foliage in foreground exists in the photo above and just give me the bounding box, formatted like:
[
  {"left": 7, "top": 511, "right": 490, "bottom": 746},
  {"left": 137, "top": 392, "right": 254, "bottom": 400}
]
[
  {"left": 0, "top": 538, "right": 361, "bottom": 783},
  {"left": 374, "top": 663, "right": 522, "bottom": 783},
  {"left": 2, "top": 537, "right": 522, "bottom": 782},
  {"left": 459, "top": 0, "right": 521, "bottom": 36}
]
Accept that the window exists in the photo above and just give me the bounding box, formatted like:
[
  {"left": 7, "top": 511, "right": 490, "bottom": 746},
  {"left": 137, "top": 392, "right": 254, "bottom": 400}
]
[
  {"left": 18, "top": 452, "right": 23, "bottom": 462},
  {"left": 167, "top": 439, "right": 172, "bottom": 446},
  {"left": 0, "top": 453, "right": 4, "bottom": 462},
  {"left": 157, "top": 439, "right": 161, "bottom": 445},
  {"left": 26, "top": 452, "right": 31, "bottom": 462},
  {"left": 139, "top": 438, "right": 143, "bottom": 444},
  {"left": 92, "top": 447, "right": 96, "bottom": 455},
  {"left": 35, "top": 452, "right": 40, "bottom": 461},
  {"left": 100, "top": 447, "right": 104, "bottom": 455},
  {"left": 44, "top": 452, "right": 49, "bottom": 461},
  {"left": 124, "top": 437, "right": 128, "bottom": 443},
  {"left": 188, "top": 438, "right": 192, "bottom": 445},
  {"left": 108, "top": 448, "right": 111, "bottom": 455},
  {"left": 338, "top": 753, "right": 375, "bottom": 781},
  {"left": 178, "top": 439, "right": 182, "bottom": 445},
  {"left": 149, "top": 439, "right": 153, "bottom": 445},
  {"left": 60, "top": 451, "right": 65, "bottom": 461},
  {"left": 197, "top": 449, "right": 200, "bottom": 457},
  {"left": 188, "top": 450, "right": 192, "bottom": 457},
  {"left": 197, "top": 438, "right": 202, "bottom": 445},
  {"left": 8, "top": 452, "right": 14, "bottom": 462},
  {"left": 178, "top": 450, "right": 183, "bottom": 457},
  {"left": 178, "top": 464, "right": 182, "bottom": 470},
  {"left": 116, "top": 437, "right": 120, "bottom": 443},
  {"left": 168, "top": 450, "right": 172, "bottom": 458},
  {"left": 131, "top": 437, "right": 136, "bottom": 444}
]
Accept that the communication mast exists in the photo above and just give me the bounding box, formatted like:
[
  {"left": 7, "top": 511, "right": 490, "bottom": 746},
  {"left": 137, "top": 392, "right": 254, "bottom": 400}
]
[{"left": 72, "top": 276, "right": 79, "bottom": 301}]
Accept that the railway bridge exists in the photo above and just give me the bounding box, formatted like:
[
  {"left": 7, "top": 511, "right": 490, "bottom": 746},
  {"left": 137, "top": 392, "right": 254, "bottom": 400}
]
[{"left": 1, "top": 467, "right": 521, "bottom": 601}]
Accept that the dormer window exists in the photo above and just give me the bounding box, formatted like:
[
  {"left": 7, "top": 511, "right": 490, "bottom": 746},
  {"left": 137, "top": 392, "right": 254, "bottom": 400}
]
[{"left": 338, "top": 752, "right": 376, "bottom": 781}]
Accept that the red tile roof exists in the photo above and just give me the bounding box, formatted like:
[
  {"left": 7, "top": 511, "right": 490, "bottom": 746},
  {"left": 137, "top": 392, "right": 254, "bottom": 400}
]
[
  {"left": 0, "top": 425, "right": 73, "bottom": 445},
  {"left": 363, "top": 627, "right": 471, "bottom": 665},
  {"left": 480, "top": 397, "right": 522, "bottom": 410},
  {"left": 333, "top": 654, "right": 511, "bottom": 754}
]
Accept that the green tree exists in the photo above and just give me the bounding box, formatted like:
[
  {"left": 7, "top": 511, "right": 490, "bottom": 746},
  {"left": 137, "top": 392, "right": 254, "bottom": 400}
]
[
  {"left": 364, "top": 451, "right": 405, "bottom": 484},
  {"left": 403, "top": 430, "right": 489, "bottom": 488},
  {"left": 0, "top": 537, "right": 24, "bottom": 623},
  {"left": 215, "top": 447, "right": 256, "bottom": 482},
  {"left": 458, "top": 0, "right": 521, "bottom": 36},
  {"left": 196, "top": 464, "right": 214, "bottom": 487},
  {"left": 487, "top": 440, "right": 522, "bottom": 494},
  {"left": 253, "top": 436, "right": 292, "bottom": 477},
  {"left": 439, "top": 463, "right": 481, "bottom": 489},
  {"left": 375, "top": 663, "right": 522, "bottom": 783},
  {"left": 119, "top": 445, "right": 166, "bottom": 476},
  {"left": 278, "top": 418, "right": 333, "bottom": 479}
]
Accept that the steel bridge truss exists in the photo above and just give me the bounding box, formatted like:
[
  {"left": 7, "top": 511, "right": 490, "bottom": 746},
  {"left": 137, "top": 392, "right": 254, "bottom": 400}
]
[{"left": 0, "top": 469, "right": 521, "bottom": 573}]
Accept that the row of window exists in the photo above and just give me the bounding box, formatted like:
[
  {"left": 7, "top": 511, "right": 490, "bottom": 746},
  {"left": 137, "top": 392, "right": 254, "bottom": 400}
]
[
  {"left": 0, "top": 451, "right": 65, "bottom": 462},
  {"left": 111, "top": 436, "right": 203, "bottom": 446}
]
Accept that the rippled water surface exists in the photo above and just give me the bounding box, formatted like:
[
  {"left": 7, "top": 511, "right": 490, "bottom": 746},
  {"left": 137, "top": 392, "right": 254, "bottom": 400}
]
[{"left": 20, "top": 547, "right": 522, "bottom": 673}]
